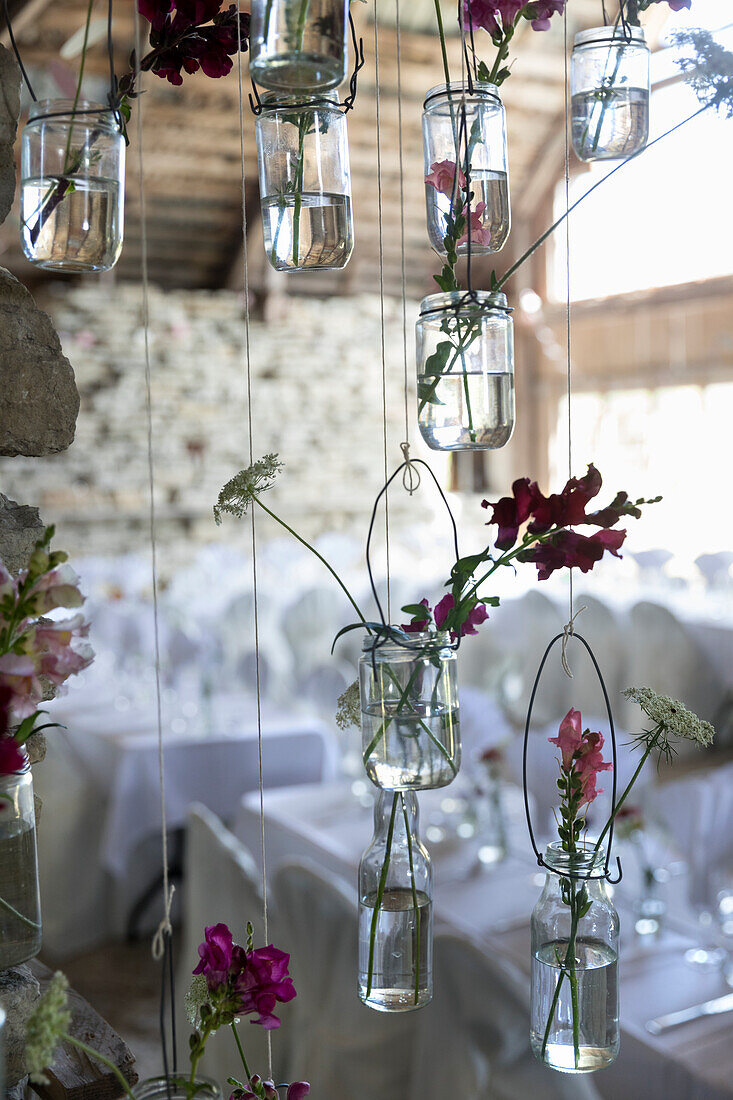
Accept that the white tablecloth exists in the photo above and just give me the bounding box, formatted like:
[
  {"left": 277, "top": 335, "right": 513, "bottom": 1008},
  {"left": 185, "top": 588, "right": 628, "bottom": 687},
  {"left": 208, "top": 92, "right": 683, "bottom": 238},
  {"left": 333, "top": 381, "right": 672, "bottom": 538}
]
[
  {"left": 235, "top": 782, "right": 733, "bottom": 1100},
  {"left": 35, "top": 691, "right": 338, "bottom": 956}
]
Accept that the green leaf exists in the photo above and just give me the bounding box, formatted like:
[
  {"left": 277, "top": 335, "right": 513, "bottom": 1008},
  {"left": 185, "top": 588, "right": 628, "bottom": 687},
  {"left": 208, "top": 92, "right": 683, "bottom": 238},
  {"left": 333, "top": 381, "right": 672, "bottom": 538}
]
[
  {"left": 423, "top": 341, "right": 453, "bottom": 377},
  {"left": 401, "top": 603, "right": 431, "bottom": 620}
]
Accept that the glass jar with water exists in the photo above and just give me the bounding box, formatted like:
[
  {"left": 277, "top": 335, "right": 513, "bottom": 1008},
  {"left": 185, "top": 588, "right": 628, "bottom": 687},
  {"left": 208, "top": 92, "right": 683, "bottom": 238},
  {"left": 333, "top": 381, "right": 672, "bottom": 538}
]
[
  {"left": 250, "top": 0, "right": 348, "bottom": 93},
  {"left": 358, "top": 790, "right": 433, "bottom": 1012},
  {"left": 133, "top": 1077, "right": 222, "bottom": 1099},
  {"left": 571, "top": 27, "right": 650, "bottom": 161},
  {"left": 359, "top": 632, "right": 460, "bottom": 791},
  {"left": 416, "top": 290, "right": 514, "bottom": 452},
  {"left": 255, "top": 93, "right": 353, "bottom": 272},
  {"left": 422, "top": 82, "right": 510, "bottom": 257},
  {"left": 530, "top": 843, "right": 620, "bottom": 1074},
  {"left": 0, "top": 749, "right": 42, "bottom": 968},
  {"left": 21, "top": 100, "right": 125, "bottom": 272}
]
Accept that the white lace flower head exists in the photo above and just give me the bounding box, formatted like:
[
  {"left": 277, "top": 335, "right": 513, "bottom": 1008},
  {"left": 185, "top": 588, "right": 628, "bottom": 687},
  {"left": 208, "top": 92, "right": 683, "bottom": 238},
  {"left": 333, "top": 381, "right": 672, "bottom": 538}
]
[
  {"left": 335, "top": 680, "right": 361, "bottom": 730},
  {"left": 623, "top": 686, "right": 715, "bottom": 752},
  {"left": 185, "top": 973, "right": 210, "bottom": 1028},
  {"left": 25, "top": 971, "right": 72, "bottom": 1084},
  {"left": 214, "top": 455, "right": 283, "bottom": 524}
]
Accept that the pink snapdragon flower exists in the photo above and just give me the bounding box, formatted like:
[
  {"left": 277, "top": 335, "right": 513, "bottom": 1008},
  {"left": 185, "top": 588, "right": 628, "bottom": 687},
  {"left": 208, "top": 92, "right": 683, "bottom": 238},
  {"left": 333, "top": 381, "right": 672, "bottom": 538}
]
[
  {"left": 230, "top": 1082, "right": 309, "bottom": 1100},
  {"left": 30, "top": 615, "right": 94, "bottom": 687},
  {"left": 548, "top": 708, "right": 583, "bottom": 769},
  {"left": 0, "top": 654, "right": 43, "bottom": 720},
  {"left": 457, "top": 202, "right": 494, "bottom": 248},
  {"left": 193, "top": 922, "right": 242, "bottom": 990},
  {"left": 526, "top": 0, "right": 566, "bottom": 31},
  {"left": 24, "top": 564, "right": 84, "bottom": 615},
  {"left": 425, "top": 159, "right": 466, "bottom": 198},
  {"left": 549, "top": 709, "right": 613, "bottom": 809}
]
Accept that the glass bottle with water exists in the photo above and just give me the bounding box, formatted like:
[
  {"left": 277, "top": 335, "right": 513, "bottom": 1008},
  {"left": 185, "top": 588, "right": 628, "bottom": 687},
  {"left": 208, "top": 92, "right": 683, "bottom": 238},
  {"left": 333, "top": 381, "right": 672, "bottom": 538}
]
[
  {"left": 21, "top": 100, "right": 125, "bottom": 272},
  {"left": 255, "top": 93, "right": 354, "bottom": 272},
  {"left": 250, "top": 0, "right": 348, "bottom": 93},
  {"left": 422, "top": 82, "right": 510, "bottom": 257},
  {"left": 0, "top": 750, "right": 42, "bottom": 968},
  {"left": 358, "top": 790, "right": 433, "bottom": 1012},
  {"left": 571, "top": 27, "right": 649, "bottom": 162},
  {"left": 416, "top": 290, "right": 514, "bottom": 452},
  {"left": 359, "top": 632, "right": 460, "bottom": 790},
  {"left": 530, "top": 843, "right": 620, "bottom": 1073}
]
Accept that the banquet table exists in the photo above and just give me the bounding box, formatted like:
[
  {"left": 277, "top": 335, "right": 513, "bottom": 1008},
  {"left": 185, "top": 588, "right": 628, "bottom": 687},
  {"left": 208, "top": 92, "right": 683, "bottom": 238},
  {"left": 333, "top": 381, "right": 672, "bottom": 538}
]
[
  {"left": 35, "top": 688, "right": 338, "bottom": 956},
  {"left": 235, "top": 781, "right": 733, "bottom": 1100}
]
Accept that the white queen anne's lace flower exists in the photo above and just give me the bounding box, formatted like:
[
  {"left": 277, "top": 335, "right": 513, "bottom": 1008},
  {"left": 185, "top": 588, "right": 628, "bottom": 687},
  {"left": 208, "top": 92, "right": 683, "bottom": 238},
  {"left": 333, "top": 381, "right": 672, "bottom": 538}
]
[
  {"left": 623, "top": 687, "right": 715, "bottom": 748},
  {"left": 335, "top": 680, "right": 361, "bottom": 730},
  {"left": 25, "top": 971, "right": 72, "bottom": 1084},
  {"left": 184, "top": 973, "right": 210, "bottom": 1028},
  {"left": 214, "top": 454, "right": 283, "bottom": 524}
]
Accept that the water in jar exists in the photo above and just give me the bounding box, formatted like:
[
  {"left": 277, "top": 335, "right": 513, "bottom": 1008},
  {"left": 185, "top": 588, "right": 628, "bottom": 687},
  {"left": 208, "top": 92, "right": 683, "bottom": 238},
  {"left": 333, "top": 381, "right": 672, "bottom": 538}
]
[
  {"left": 418, "top": 369, "right": 514, "bottom": 451},
  {"left": 359, "top": 888, "right": 433, "bottom": 1011},
  {"left": 261, "top": 191, "right": 352, "bottom": 271},
  {"left": 21, "top": 176, "right": 122, "bottom": 272},
  {"left": 530, "top": 939, "right": 619, "bottom": 1073},
  {"left": 571, "top": 87, "right": 648, "bottom": 160},
  {"left": 426, "top": 169, "right": 510, "bottom": 255},
  {"left": 0, "top": 820, "right": 41, "bottom": 968},
  {"left": 362, "top": 699, "right": 459, "bottom": 790}
]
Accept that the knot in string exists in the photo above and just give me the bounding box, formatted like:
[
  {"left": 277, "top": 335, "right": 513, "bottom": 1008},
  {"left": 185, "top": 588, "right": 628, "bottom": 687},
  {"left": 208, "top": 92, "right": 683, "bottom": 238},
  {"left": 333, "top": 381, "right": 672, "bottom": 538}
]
[
  {"left": 152, "top": 884, "right": 176, "bottom": 961},
  {"left": 560, "top": 605, "right": 586, "bottom": 678},
  {"left": 400, "top": 442, "right": 421, "bottom": 494}
]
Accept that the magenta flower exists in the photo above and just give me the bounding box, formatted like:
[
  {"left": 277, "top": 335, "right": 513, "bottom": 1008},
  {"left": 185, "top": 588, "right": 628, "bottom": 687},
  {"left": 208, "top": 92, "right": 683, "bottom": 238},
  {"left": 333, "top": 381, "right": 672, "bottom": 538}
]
[
  {"left": 401, "top": 598, "right": 432, "bottom": 634},
  {"left": 425, "top": 159, "right": 466, "bottom": 198},
  {"left": 481, "top": 476, "right": 537, "bottom": 550},
  {"left": 525, "top": 0, "right": 566, "bottom": 31},
  {"left": 463, "top": 0, "right": 524, "bottom": 33},
  {"left": 525, "top": 527, "right": 626, "bottom": 581},
  {"left": 230, "top": 1083, "right": 309, "bottom": 1100},
  {"left": 234, "top": 945, "right": 297, "bottom": 1030},
  {"left": 549, "top": 708, "right": 583, "bottom": 770},
  {"left": 0, "top": 735, "right": 25, "bottom": 778},
  {"left": 193, "top": 923, "right": 238, "bottom": 990},
  {"left": 0, "top": 654, "right": 43, "bottom": 720},
  {"left": 434, "top": 594, "right": 489, "bottom": 640}
]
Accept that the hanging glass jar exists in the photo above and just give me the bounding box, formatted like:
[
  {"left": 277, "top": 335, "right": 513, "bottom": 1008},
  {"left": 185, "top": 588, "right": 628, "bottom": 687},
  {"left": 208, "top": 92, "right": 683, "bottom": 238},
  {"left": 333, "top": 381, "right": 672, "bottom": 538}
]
[
  {"left": 571, "top": 27, "right": 650, "bottom": 161},
  {"left": 20, "top": 99, "right": 125, "bottom": 272},
  {"left": 0, "top": 749, "right": 42, "bottom": 969},
  {"left": 422, "top": 82, "right": 510, "bottom": 257},
  {"left": 255, "top": 93, "right": 353, "bottom": 272},
  {"left": 530, "top": 843, "right": 620, "bottom": 1074},
  {"left": 358, "top": 790, "right": 433, "bottom": 1012},
  {"left": 134, "top": 1078, "right": 222, "bottom": 1099},
  {"left": 416, "top": 290, "right": 514, "bottom": 452},
  {"left": 359, "top": 632, "right": 460, "bottom": 791},
  {"left": 250, "top": 0, "right": 348, "bottom": 92}
]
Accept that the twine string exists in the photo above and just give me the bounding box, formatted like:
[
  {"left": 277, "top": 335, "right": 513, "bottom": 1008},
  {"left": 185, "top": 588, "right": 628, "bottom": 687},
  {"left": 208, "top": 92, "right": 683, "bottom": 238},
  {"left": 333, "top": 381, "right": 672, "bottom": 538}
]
[
  {"left": 394, "top": 0, "right": 411, "bottom": 454},
  {"left": 561, "top": 2, "right": 576, "bottom": 669}
]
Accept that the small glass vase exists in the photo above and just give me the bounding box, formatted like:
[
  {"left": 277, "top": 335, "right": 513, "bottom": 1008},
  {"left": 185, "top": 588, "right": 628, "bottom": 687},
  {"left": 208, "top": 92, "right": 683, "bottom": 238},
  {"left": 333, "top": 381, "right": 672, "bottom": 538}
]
[
  {"left": 250, "top": 0, "right": 348, "bottom": 92},
  {"left": 477, "top": 754, "right": 507, "bottom": 866},
  {"left": 255, "top": 93, "right": 353, "bottom": 272},
  {"left": 530, "top": 843, "right": 620, "bottom": 1074},
  {"left": 133, "top": 1076, "right": 222, "bottom": 1099},
  {"left": 358, "top": 790, "right": 433, "bottom": 1012},
  {"left": 416, "top": 290, "right": 514, "bottom": 452},
  {"left": 571, "top": 27, "right": 650, "bottom": 161},
  {"left": 0, "top": 749, "right": 42, "bottom": 969},
  {"left": 422, "top": 82, "right": 510, "bottom": 257},
  {"left": 20, "top": 99, "right": 125, "bottom": 272},
  {"left": 359, "top": 631, "right": 460, "bottom": 791}
]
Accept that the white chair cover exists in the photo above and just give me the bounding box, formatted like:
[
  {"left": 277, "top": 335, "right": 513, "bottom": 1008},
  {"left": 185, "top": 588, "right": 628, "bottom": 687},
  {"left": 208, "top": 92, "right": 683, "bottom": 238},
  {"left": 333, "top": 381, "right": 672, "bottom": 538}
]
[
  {"left": 274, "top": 859, "right": 421, "bottom": 1099},
  {"left": 296, "top": 661, "right": 352, "bottom": 717},
  {"left": 180, "top": 804, "right": 282, "bottom": 1090},
  {"left": 409, "top": 933, "right": 601, "bottom": 1100},
  {"left": 281, "top": 587, "right": 348, "bottom": 675}
]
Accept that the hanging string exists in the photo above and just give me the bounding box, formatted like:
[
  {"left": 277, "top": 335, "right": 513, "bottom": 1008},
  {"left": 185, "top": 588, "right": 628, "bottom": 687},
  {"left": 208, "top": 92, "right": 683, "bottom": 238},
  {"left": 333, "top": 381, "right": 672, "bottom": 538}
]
[
  {"left": 372, "top": 0, "right": 391, "bottom": 621},
  {"left": 3, "top": 0, "right": 36, "bottom": 100},
  {"left": 133, "top": 8, "right": 176, "bottom": 1091},
  {"left": 235, "top": 2, "right": 272, "bottom": 1079},
  {"left": 561, "top": 2, "right": 575, "bottom": 673}
]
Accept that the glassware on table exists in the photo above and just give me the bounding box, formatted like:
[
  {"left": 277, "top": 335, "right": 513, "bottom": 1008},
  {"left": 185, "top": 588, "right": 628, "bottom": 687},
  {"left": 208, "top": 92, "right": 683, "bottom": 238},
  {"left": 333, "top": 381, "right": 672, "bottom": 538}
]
[
  {"left": 359, "top": 631, "right": 460, "bottom": 791},
  {"left": 476, "top": 749, "right": 508, "bottom": 867},
  {"left": 570, "top": 26, "right": 649, "bottom": 162},
  {"left": 358, "top": 790, "right": 433, "bottom": 1012},
  {"left": 530, "top": 842, "right": 619, "bottom": 1074},
  {"left": 0, "top": 749, "right": 42, "bottom": 968}
]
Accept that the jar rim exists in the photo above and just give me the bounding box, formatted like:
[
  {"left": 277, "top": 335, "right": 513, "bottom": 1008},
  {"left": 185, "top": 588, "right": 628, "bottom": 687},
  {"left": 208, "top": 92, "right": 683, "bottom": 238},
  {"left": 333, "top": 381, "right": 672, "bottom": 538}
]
[
  {"left": 27, "top": 99, "right": 121, "bottom": 129},
  {"left": 257, "top": 90, "right": 341, "bottom": 111},
  {"left": 574, "top": 25, "right": 647, "bottom": 49},
  {"left": 362, "top": 628, "right": 453, "bottom": 652},
  {"left": 424, "top": 80, "right": 503, "bottom": 108},
  {"left": 133, "top": 1075, "right": 221, "bottom": 1099},
  {"left": 419, "top": 290, "right": 510, "bottom": 316},
  {"left": 544, "top": 841, "right": 606, "bottom": 875}
]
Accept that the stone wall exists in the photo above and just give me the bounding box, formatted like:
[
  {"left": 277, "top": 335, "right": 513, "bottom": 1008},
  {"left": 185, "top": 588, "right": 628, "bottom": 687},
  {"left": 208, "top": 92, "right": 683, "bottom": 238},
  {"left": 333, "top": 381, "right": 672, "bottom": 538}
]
[{"left": 0, "top": 283, "right": 456, "bottom": 568}]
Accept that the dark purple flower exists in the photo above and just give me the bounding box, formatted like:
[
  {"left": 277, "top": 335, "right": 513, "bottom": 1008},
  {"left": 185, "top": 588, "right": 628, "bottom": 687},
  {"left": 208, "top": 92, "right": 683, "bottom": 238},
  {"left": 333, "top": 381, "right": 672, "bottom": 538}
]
[
  {"left": 193, "top": 922, "right": 235, "bottom": 990},
  {"left": 234, "top": 945, "right": 297, "bottom": 1030},
  {"left": 139, "top": 0, "right": 249, "bottom": 86},
  {"left": 524, "top": 0, "right": 566, "bottom": 31},
  {"left": 0, "top": 735, "right": 25, "bottom": 779},
  {"left": 481, "top": 476, "right": 537, "bottom": 550},
  {"left": 521, "top": 527, "right": 627, "bottom": 581},
  {"left": 401, "top": 598, "right": 432, "bottom": 634},
  {"left": 526, "top": 464, "right": 603, "bottom": 535},
  {"left": 434, "top": 594, "right": 489, "bottom": 640}
]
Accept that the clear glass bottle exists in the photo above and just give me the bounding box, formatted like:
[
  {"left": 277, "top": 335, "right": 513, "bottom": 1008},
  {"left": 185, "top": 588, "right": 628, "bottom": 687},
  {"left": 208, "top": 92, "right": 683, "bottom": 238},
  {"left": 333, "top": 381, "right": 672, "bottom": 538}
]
[
  {"left": 255, "top": 93, "right": 353, "bottom": 272},
  {"left": 21, "top": 99, "right": 125, "bottom": 272},
  {"left": 359, "top": 632, "right": 460, "bottom": 791},
  {"left": 250, "top": 0, "right": 348, "bottom": 92},
  {"left": 476, "top": 752, "right": 507, "bottom": 867},
  {"left": 416, "top": 290, "right": 514, "bottom": 452},
  {"left": 0, "top": 750, "right": 42, "bottom": 968},
  {"left": 530, "top": 843, "right": 620, "bottom": 1074},
  {"left": 571, "top": 27, "right": 650, "bottom": 161},
  {"left": 133, "top": 1077, "right": 222, "bottom": 1099},
  {"left": 422, "top": 82, "right": 510, "bottom": 257},
  {"left": 358, "top": 790, "right": 433, "bottom": 1012}
]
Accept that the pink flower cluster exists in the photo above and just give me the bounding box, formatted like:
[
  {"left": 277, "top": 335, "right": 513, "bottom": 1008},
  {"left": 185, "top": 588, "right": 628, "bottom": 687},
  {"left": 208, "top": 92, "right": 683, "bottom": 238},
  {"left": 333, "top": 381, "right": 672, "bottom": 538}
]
[
  {"left": 0, "top": 560, "right": 92, "bottom": 724},
  {"left": 230, "top": 1080, "right": 309, "bottom": 1100},
  {"left": 194, "top": 923, "right": 297, "bottom": 1030},
  {"left": 462, "top": 0, "right": 566, "bottom": 35},
  {"left": 424, "top": 160, "right": 494, "bottom": 248},
  {"left": 549, "top": 708, "right": 612, "bottom": 807}
]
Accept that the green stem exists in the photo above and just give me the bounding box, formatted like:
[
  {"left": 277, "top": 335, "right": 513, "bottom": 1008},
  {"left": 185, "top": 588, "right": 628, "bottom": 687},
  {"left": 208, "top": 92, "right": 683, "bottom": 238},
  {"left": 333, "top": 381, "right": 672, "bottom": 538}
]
[
  {"left": 251, "top": 491, "right": 366, "bottom": 625},
  {"left": 433, "top": 0, "right": 452, "bottom": 88},
  {"left": 63, "top": 1033, "right": 135, "bottom": 1099},
  {"left": 295, "top": 0, "right": 311, "bottom": 53},
  {"left": 362, "top": 663, "right": 457, "bottom": 778},
  {"left": 291, "top": 114, "right": 308, "bottom": 268},
  {"left": 593, "top": 728, "right": 661, "bottom": 855},
  {"left": 0, "top": 893, "right": 41, "bottom": 931},
  {"left": 540, "top": 893, "right": 581, "bottom": 1061},
  {"left": 366, "top": 792, "right": 399, "bottom": 997},
  {"left": 263, "top": 0, "right": 275, "bottom": 40},
  {"left": 231, "top": 1022, "right": 253, "bottom": 1088},
  {"left": 401, "top": 794, "right": 422, "bottom": 1006},
  {"left": 188, "top": 1024, "right": 212, "bottom": 1088}
]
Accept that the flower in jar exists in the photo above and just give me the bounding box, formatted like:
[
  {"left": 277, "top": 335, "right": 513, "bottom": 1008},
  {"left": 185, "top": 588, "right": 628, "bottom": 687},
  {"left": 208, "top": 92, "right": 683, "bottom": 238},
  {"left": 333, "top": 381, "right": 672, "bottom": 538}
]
[
  {"left": 425, "top": 160, "right": 466, "bottom": 199},
  {"left": 457, "top": 202, "right": 495, "bottom": 248}
]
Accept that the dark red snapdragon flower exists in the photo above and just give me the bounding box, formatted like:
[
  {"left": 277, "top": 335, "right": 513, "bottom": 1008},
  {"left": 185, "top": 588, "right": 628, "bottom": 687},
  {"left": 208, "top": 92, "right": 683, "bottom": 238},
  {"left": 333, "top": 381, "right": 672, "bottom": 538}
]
[
  {"left": 520, "top": 527, "right": 626, "bottom": 581},
  {"left": 137, "top": 0, "right": 249, "bottom": 86}
]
